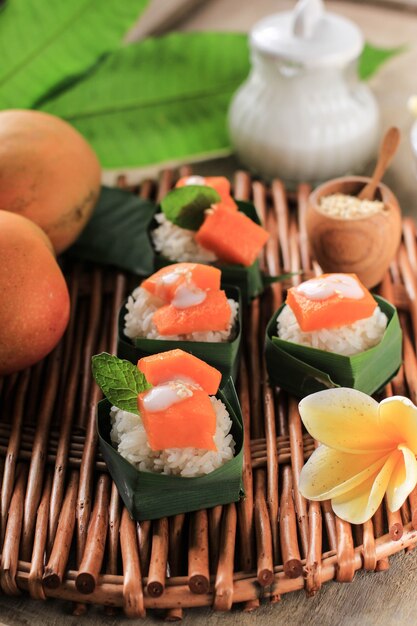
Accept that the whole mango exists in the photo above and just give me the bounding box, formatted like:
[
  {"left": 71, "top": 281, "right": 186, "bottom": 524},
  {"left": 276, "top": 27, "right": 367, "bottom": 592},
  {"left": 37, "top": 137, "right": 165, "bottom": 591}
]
[
  {"left": 0, "top": 109, "right": 101, "bottom": 253},
  {"left": 0, "top": 211, "right": 70, "bottom": 376}
]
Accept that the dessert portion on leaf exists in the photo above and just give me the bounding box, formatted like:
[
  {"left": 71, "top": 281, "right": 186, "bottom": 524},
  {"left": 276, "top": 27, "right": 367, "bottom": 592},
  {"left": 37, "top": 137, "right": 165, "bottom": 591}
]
[
  {"left": 151, "top": 175, "right": 269, "bottom": 267},
  {"left": 123, "top": 262, "right": 239, "bottom": 343},
  {"left": 93, "top": 350, "right": 236, "bottom": 477},
  {"left": 277, "top": 273, "right": 388, "bottom": 356},
  {"left": 265, "top": 272, "right": 402, "bottom": 397}
]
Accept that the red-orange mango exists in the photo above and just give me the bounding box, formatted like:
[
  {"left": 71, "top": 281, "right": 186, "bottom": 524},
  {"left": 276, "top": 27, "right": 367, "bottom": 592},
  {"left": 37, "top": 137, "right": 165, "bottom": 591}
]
[
  {"left": 0, "top": 109, "right": 101, "bottom": 253},
  {"left": 0, "top": 211, "right": 70, "bottom": 376}
]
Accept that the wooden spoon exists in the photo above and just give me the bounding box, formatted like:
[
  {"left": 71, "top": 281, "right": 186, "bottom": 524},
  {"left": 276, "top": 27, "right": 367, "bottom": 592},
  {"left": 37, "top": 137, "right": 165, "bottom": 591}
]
[{"left": 358, "top": 127, "right": 401, "bottom": 201}]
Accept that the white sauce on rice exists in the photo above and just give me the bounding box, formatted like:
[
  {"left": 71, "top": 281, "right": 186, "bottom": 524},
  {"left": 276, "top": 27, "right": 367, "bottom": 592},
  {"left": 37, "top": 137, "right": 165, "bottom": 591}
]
[
  {"left": 296, "top": 274, "right": 364, "bottom": 301},
  {"left": 171, "top": 283, "right": 207, "bottom": 308},
  {"left": 124, "top": 286, "right": 238, "bottom": 343},
  {"left": 277, "top": 304, "right": 387, "bottom": 356},
  {"left": 110, "top": 396, "right": 235, "bottom": 477},
  {"left": 142, "top": 381, "right": 194, "bottom": 412},
  {"left": 151, "top": 213, "right": 217, "bottom": 263}
]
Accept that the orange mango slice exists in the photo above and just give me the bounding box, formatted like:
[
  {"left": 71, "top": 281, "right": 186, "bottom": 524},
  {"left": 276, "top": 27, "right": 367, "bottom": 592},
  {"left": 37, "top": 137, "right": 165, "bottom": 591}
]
[
  {"left": 138, "top": 349, "right": 221, "bottom": 395},
  {"left": 286, "top": 274, "right": 377, "bottom": 332},
  {"left": 176, "top": 175, "right": 237, "bottom": 210},
  {"left": 153, "top": 289, "right": 231, "bottom": 336},
  {"left": 195, "top": 203, "right": 269, "bottom": 267},
  {"left": 141, "top": 263, "right": 221, "bottom": 303},
  {"left": 138, "top": 387, "right": 217, "bottom": 451}
]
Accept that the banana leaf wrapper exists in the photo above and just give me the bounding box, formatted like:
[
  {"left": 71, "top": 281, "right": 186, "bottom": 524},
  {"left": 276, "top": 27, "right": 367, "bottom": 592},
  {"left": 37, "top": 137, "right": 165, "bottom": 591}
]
[
  {"left": 152, "top": 200, "right": 272, "bottom": 303},
  {"left": 97, "top": 378, "right": 244, "bottom": 521},
  {"left": 67, "top": 186, "right": 156, "bottom": 275},
  {"left": 265, "top": 295, "right": 402, "bottom": 398},
  {"left": 117, "top": 286, "right": 242, "bottom": 384}
]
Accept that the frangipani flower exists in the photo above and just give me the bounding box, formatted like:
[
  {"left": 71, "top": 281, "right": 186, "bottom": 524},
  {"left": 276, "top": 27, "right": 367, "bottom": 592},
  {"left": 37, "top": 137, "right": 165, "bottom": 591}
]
[{"left": 298, "top": 388, "right": 417, "bottom": 525}]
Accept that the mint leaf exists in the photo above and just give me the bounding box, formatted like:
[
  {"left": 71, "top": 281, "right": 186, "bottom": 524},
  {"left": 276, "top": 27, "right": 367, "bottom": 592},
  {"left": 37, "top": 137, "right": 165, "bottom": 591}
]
[
  {"left": 161, "top": 185, "right": 221, "bottom": 230},
  {"left": 92, "top": 353, "right": 151, "bottom": 413}
]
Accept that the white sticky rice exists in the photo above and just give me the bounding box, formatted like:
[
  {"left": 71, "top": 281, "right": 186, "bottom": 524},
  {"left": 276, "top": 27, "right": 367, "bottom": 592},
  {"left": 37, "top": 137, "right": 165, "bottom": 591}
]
[
  {"left": 110, "top": 396, "right": 235, "bottom": 477},
  {"left": 277, "top": 304, "right": 388, "bottom": 356},
  {"left": 124, "top": 286, "right": 239, "bottom": 342},
  {"left": 151, "top": 213, "right": 217, "bottom": 263}
]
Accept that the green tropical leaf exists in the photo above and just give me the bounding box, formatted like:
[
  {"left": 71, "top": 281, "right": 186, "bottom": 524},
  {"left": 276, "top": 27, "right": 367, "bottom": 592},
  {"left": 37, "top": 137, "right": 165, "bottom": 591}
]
[
  {"left": 359, "top": 43, "right": 405, "bottom": 81},
  {"left": 67, "top": 186, "right": 156, "bottom": 275},
  {"left": 0, "top": 0, "right": 149, "bottom": 109},
  {"left": 40, "top": 32, "right": 250, "bottom": 168}
]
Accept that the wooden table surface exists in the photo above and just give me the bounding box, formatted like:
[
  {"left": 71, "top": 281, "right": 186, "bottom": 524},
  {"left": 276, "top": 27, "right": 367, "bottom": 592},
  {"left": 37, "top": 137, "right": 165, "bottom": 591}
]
[{"left": 3, "top": 2, "right": 417, "bottom": 624}]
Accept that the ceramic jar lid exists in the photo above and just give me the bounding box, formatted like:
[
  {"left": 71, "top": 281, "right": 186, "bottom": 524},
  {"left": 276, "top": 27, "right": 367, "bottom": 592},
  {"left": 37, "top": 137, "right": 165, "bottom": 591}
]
[{"left": 250, "top": 0, "right": 363, "bottom": 68}]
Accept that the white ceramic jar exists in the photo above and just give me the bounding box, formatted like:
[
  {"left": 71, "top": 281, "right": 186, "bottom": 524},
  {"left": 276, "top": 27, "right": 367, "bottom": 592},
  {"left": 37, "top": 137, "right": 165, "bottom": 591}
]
[{"left": 228, "top": 0, "right": 379, "bottom": 185}]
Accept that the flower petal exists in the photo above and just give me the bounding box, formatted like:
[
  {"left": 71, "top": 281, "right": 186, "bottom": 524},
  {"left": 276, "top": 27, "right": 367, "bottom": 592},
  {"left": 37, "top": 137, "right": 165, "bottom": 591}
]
[
  {"left": 299, "top": 388, "right": 393, "bottom": 453},
  {"left": 299, "top": 445, "right": 391, "bottom": 501},
  {"left": 386, "top": 444, "right": 417, "bottom": 512},
  {"left": 379, "top": 397, "right": 417, "bottom": 454},
  {"left": 331, "top": 450, "right": 401, "bottom": 525}
]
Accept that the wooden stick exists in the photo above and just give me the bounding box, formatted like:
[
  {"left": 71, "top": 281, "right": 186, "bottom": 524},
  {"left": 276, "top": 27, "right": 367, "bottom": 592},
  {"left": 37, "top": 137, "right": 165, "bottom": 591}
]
[
  {"left": 362, "top": 519, "right": 377, "bottom": 571},
  {"left": 49, "top": 301, "right": 85, "bottom": 544},
  {"left": 28, "top": 473, "right": 52, "bottom": 600},
  {"left": 279, "top": 466, "right": 302, "bottom": 579},
  {"left": 288, "top": 397, "right": 308, "bottom": 558},
  {"left": 0, "top": 464, "right": 28, "bottom": 595},
  {"left": 107, "top": 483, "right": 121, "bottom": 576},
  {"left": 147, "top": 517, "right": 169, "bottom": 597},
  {"left": 208, "top": 506, "right": 223, "bottom": 574},
  {"left": 43, "top": 471, "right": 79, "bottom": 589},
  {"left": 76, "top": 474, "right": 110, "bottom": 594},
  {"left": 166, "top": 514, "right": 185, "bottom": 622},
  {"left": 373, "top": 505, "right": 390, "bottom": 571},
  {"left": 321, "top": 501, "right": 337, "bottom": 552},
  {"left": 188, "top": 509, "right": 210, "bottom": 594},
  {"left": 138, "top": 520, "right": 152, "bottom": 576},
  {"left": 22, "top": 346, "right": 63, "bottom": 560},
  {"left": 0, "top": 370, "right": 30, "bottom": 543},
  {"left": 262, "top": 360, "right": 279, "bottom": 565},
  {"left": 120, "top": 508, "right": 145, "bottom": 618},
  {"left": 305, "top": 501, "right": 322, "bottom": 596},
  {"left": 335, "top": 517, "right": 355, "bottom": 582},
  {"left": 254, "top": 470, "right": 274, "bottom": 586},
  {"left": 214, "top": 503, "right": 237, "bottom": 611},
  {"left": 236, "top": 359, "right": 254, "bottom": 574}
]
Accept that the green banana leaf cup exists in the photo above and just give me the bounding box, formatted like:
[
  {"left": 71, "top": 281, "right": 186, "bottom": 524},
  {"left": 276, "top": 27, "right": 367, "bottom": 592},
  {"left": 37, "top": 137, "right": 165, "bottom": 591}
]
[
  {"left": 265, "top": 295, "right": 402, "bottom": 398},
  {"left": 97, "top": 377, "right": 244, "bottom": 521},
  {"left": 117, "top": 285, "right": 242, "bottom": 384}
]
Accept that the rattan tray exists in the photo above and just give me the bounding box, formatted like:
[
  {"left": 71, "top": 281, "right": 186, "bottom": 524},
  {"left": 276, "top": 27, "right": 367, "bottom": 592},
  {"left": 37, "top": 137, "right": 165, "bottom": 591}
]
[{"left": 1, "top": 169, "right": 417, "bottom": 620}]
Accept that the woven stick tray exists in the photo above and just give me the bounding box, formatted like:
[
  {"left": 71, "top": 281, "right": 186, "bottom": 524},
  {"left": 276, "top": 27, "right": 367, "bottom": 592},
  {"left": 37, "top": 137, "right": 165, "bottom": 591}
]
[{"left": 1, "top": 169, "right": 417, "bottom": 619}]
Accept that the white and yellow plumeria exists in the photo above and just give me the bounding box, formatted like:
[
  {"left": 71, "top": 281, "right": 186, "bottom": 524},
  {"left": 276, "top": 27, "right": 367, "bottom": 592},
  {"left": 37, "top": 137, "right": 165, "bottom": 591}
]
[{"left": 298, "top": 388, "right": 417, "bottom": 525}]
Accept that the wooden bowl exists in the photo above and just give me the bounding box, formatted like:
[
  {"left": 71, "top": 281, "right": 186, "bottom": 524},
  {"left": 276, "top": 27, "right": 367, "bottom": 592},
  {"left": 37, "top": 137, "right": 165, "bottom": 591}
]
[{"left": 306, "top": 176, "right": 402, "bottom": 288}]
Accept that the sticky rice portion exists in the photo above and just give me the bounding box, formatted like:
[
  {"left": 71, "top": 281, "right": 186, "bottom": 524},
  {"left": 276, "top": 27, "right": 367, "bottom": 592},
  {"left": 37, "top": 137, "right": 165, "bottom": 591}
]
[
  {"left": 277, "top": 304, "right": 387, "bottom": 356},
  {"left": 124, "top": 286, "right": 239, "bottom": 342},
  {"left": 110, "top": 396, "right": 235, "bottom": 477},
  {"left": 152, "top": 213, "right": 217, "bottom": 263}
]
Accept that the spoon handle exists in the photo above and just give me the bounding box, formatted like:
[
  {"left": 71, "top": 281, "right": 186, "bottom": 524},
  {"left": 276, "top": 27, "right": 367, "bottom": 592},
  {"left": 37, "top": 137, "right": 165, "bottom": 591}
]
[{"left": 358, "top": 127, "right": 401, "bottom": 201}]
